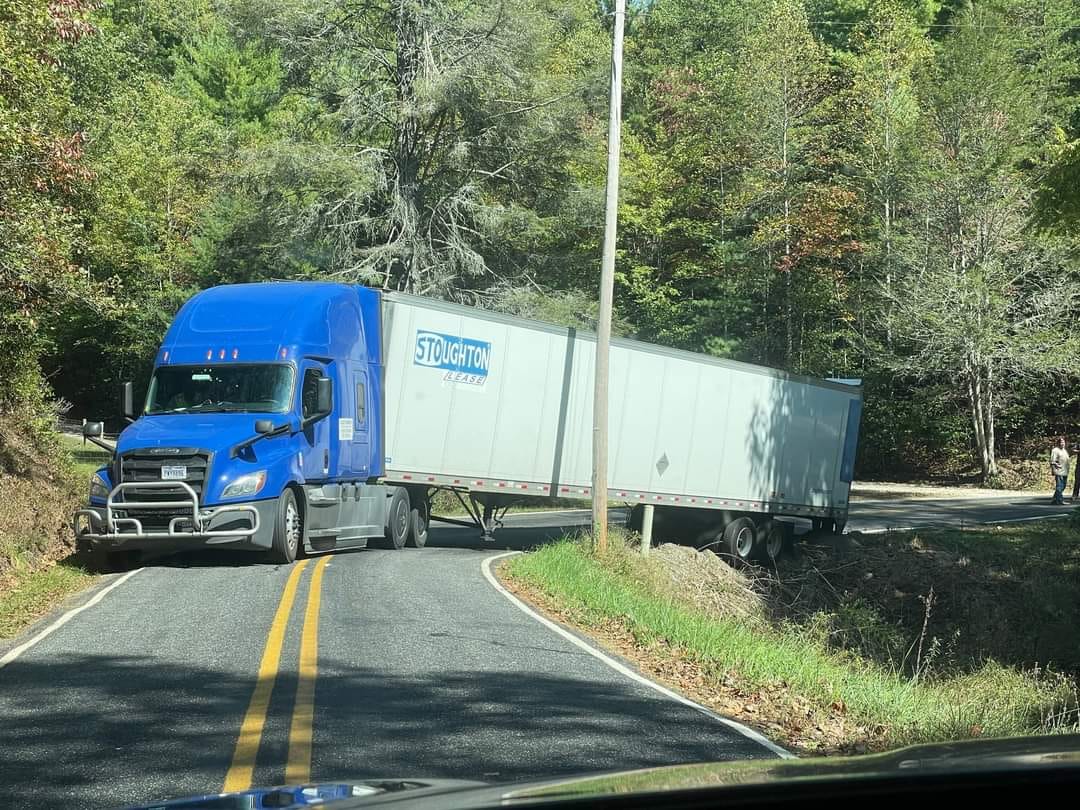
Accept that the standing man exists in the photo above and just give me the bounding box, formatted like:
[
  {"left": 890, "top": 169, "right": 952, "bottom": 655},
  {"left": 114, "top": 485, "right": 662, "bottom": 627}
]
[{"left": 1050, "top": 437, "right": 1070, "bottom": 505}]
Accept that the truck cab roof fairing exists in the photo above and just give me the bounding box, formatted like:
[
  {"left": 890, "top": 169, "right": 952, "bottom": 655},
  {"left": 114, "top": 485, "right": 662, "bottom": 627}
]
[{"left": 158, "top": 282, "right": 377, "bottom": 366}]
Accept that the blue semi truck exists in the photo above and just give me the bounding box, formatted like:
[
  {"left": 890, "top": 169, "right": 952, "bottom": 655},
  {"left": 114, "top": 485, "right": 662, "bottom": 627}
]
[{"left": 75, "top": 281, "right": 862, "bottom": 568}]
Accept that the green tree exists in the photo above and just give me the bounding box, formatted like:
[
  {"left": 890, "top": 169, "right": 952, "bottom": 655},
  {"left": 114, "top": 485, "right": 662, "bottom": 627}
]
[
  {"left": 264, "top": 0, "right": 605, "bottom": 296},
  {"left": 843, "top": 0, "right": 929, "bottom": 345},
  {"left": 887, "top": 5, "right": 1080, "bottom": 480},
  {"left": 729, "top": 0, "right": 836, "bottom": 367},
  {"left": 45, "top": 1, "right": 235, "bottom": 411},
  {"left": 0, "top": 0, "right": 98, "bottom": 422},
  {"left": 174, "top": 25, "right": 285, "bottom": 136}
]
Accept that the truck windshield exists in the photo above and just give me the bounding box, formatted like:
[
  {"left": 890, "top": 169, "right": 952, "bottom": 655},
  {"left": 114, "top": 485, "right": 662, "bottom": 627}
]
[{"left": 145, "top": 365, "right": 294, "bottom": 414}]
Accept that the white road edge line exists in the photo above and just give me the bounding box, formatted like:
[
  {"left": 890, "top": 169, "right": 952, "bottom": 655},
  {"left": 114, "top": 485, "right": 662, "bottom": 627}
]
[
  {"left": 481, "top": 551, "right": 794, "bottom": 760},
  {"left": 0, "top": 568, "right": 141, "bottom": 670}
]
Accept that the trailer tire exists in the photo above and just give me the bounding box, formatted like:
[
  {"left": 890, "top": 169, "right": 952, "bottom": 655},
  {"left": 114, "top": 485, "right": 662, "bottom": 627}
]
[
  {"left": 755, "top": 519, "right": 786, "bottom": 563},
  {"left": 269, "top": 489, "right": 301, "bottom": 564},
  {"left": 407, "top": 494, "right": 430, "bottom": 548},
  {"left": 382, "top": 487, "right": 411, "bottom": 550},
  {"left": 722, "top": 517, "right": 757, "bottom": 566}
]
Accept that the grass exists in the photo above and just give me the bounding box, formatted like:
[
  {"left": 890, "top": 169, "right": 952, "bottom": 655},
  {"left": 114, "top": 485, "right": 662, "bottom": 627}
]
[
  {"left": 0, "top": 432, "right": 102, "bottom": 641},
  {"left": 504, "top": 531, "right": 1078, "bottom": 753},
  {"left": 59, "top": 434, "right": 111, "bottom": 481},
  {"left": 0, "top": 547, "right": 95, "bottom": 640}
]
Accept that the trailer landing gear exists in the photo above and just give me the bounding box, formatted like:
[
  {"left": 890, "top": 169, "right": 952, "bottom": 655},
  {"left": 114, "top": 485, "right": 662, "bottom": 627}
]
[{"left": 429, "top": 491, "right": 508, "bottom": 541}]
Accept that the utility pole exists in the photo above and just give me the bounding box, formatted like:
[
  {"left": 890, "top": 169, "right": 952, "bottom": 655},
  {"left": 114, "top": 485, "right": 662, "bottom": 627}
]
[{"left": 592, "top": 0, "right": 626, "bottom": 553}]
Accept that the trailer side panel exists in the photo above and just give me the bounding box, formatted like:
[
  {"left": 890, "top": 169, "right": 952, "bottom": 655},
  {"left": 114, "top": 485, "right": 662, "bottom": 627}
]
[{"left": 381, "top": 293, "right": 860, "bottom": 517}]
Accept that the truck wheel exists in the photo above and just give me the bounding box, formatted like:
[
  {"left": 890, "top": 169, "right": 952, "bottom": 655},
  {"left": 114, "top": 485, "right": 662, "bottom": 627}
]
[
  {"left": 383, "top": 487, "right": 411, "bottom": 550},
  {"left": 269, "top": 489, "right": 301, "bottom": 564},
  {"left": 407, "top": 495, "right": 430, "bottom": 548},
  {"left": 722, "top": 518, "right": 757, "bottom": 566},
  {"left": 755, "top": 519, "right": 786, "bottom": 563}
]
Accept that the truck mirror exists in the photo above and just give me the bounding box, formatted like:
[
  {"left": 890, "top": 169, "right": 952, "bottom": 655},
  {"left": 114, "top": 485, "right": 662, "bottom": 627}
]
[
  {"left": 83, "top": 421, "right": 104, "bottom": 439},
  {"left": 254, "top": 419, "right": 274, "bottom": 434},
  {"left": 121, "top": 381, "right": 135, "bottom": 420},
  {"left": 316, "top": 376, "right": 333, "bottom": 416}
]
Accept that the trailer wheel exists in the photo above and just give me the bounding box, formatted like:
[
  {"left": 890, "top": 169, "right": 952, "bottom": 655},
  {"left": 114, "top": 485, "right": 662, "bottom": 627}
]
[
  {"left": 269, "top": 489, "right": 301, "bottom": 564},
  {"left": 383, "top": 487, "right": 411, "bottom": 550},
  {"left": 722, "top": 518, "right": 757, "bottom": 566},
  {"left": 407, "top": 494, "right": 430, "bottom": 548},
  {"left": 755, "top": 519, "right": 786, "bottom": 563}
]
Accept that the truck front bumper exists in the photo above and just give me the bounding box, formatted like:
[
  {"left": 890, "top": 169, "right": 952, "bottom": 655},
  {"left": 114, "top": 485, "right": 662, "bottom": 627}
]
[{"left": 74, "top": 482, "right": 277, "bottom": 552}]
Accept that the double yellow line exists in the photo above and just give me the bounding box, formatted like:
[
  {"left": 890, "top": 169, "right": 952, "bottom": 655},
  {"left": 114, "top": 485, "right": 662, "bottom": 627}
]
[{"left": 223, "top": 556, "right": 330, "bottom": 792}]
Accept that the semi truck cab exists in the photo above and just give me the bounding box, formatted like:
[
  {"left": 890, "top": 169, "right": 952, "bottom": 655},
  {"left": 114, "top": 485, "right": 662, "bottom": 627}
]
[{"left": 74, "top": 283, "right": 418, "bottom": 567}]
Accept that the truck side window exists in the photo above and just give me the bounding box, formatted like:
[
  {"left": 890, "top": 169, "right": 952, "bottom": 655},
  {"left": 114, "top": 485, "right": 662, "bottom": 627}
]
[
  {"left": 356, "top": 380, "right": 366, "bottom": 426},
  {"left": 301, "top": 368, "right": 323, "bottom": 419}
]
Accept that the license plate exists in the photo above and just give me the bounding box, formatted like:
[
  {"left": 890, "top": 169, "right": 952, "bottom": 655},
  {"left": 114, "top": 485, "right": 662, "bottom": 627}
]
[{"left": 161, "top": 466, "right": 187, "bottom": 480}]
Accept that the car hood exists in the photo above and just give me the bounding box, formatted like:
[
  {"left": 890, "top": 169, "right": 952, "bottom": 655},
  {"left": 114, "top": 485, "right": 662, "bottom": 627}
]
[
  {"left": 116, "top": 413, "right": 289, "bottom": 457},
  {"left": 129, "top": 735, "right": 1080, "bottom": 809}
]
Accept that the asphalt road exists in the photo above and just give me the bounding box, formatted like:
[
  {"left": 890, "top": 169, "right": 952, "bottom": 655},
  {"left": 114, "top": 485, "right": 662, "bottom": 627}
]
[
  {"left": 0, "top": 525, "right": 771, "bottom": 809},
  {"left": 845, "top": 494, "right": 1074, "bottom": 532},
  {"left": 0, "top": 493, "right": 1070, "bottom": 809}
]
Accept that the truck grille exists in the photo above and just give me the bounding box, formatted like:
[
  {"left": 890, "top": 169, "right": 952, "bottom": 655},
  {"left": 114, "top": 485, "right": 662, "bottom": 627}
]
[
  {"left": 113, "top": 448, "right": 211, "bottom": 532},
  {"left": 114, "top": 448, "right": 212, "bottom": 525},
  {"left": 118, "top": 448, "right": 209, "bottom": 495},
  {"left": 116, "top": 508, "right": 197, "bottom": 533}
]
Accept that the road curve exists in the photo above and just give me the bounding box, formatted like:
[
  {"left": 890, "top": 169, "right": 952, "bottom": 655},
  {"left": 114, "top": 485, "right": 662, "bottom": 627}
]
[
  {"left": 0, "top": 493, "right": 1068, "bottom": 808},
  {"left": 0, "top": 520, "right": 774, "bottom": 810}
]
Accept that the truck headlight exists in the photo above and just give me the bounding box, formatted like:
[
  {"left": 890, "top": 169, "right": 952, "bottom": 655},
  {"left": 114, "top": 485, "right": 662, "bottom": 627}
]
[
  {"left": 222, "top": 470, "right": 267, "bottom": 499},
  {"left": 89, "top": 473, "right": 110, "bottom": 503}
]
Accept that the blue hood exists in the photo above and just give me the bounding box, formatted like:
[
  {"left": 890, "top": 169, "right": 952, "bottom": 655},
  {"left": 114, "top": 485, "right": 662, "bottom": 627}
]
[
  {"left": 116, "top": 413, "right": 286, "bottom": 458},
  {"left": 114, "top": 413, "right": 301, "bottom": 505}
]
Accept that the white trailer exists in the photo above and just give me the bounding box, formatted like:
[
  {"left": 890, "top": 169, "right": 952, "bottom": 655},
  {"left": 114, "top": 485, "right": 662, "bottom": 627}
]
[{"left": 381, "top": 292, "right": 862, "bottom": 561}]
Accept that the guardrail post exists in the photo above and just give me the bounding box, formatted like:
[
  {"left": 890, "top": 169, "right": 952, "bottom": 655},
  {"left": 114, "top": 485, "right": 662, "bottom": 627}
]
[{"left": 641, "top": 504, "right": 654, "bottom": 556}]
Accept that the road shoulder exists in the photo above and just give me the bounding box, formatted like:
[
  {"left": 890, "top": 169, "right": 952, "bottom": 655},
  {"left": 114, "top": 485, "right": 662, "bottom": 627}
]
[
  {"left": 483, "top": 551, "right": 792, "bottom": 759},
  {"left": 0, "top": 567, "right": 136, "bottom": 667}
]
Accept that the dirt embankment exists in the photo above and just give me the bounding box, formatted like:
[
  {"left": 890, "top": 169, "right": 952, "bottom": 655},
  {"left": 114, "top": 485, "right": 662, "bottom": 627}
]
[
  {"left": 0, "top": 417, "right": 82, "bottom": 593},
  {"left": 653, "top": 525, "right": 1080, "bottom": 679}
]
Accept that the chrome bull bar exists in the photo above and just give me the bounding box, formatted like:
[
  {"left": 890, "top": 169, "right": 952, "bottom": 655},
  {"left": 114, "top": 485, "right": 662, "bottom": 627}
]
[{"left": 74, "top": 481, "right": 260, "bottom": 541}]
